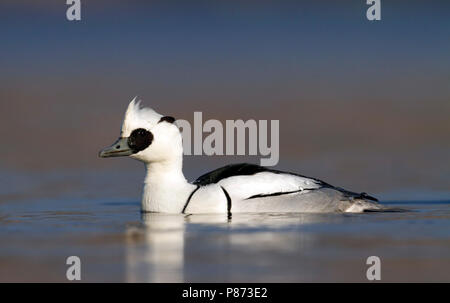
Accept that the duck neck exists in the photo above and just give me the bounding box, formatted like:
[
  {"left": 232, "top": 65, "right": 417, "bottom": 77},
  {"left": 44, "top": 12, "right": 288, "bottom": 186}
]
[{"left": 142, "top": 157, "right": 195, "bottom": 213}]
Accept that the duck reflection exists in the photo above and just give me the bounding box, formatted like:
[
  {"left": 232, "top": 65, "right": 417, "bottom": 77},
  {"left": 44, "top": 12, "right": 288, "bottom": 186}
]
[
  {"left": 125, "top": 212, "right": 344, "bottom": 282},
  {"left": 125, "top": 213, "right": 186, "bottom": 282}
]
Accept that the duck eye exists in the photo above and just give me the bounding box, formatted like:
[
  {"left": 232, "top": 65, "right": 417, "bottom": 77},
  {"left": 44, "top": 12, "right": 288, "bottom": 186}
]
[{"left": 128, "top": 128, "right": 153, "bottom": 153}]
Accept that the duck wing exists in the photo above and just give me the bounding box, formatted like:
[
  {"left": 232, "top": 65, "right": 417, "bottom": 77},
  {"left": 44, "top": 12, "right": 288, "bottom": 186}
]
[{"left": 194, "top": 163, "right": 380, "bottom": 213}]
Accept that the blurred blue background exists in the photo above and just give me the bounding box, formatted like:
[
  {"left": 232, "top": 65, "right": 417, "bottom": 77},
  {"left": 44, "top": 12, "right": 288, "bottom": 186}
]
[{"left": 0, "top": 0, "right": 449, "bottom": 198}]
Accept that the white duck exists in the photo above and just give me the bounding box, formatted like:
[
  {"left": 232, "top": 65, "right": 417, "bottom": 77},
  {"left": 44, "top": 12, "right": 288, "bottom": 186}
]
[{"left": 100, "top": 98, "right": 385, "bottom": 214}]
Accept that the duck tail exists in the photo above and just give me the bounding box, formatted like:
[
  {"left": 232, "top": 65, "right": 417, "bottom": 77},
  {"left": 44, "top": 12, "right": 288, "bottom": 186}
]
[{"left": 346, "top": 197, "right": 409, "bottom": 213}]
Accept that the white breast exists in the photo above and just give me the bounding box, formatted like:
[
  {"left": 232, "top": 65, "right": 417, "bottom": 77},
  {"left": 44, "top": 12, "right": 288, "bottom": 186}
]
[{"left": 185, "top": 184, "right": 228, "bottom": 214}]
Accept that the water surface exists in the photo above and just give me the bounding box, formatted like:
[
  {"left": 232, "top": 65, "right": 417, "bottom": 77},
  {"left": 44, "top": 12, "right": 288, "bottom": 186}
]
[{"left": 1, "top": 172, "right": 449, "bottom": 282}]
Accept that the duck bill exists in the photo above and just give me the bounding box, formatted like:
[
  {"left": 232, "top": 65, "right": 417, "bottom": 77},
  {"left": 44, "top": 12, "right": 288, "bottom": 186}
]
[{"left": 99, "top": 137, "right": 133, "bottom": 158}]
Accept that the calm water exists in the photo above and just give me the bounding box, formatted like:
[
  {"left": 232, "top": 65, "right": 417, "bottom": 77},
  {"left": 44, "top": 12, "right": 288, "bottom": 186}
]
[{"left": 0, "top": 171, "right": 449, "bottom": 282}]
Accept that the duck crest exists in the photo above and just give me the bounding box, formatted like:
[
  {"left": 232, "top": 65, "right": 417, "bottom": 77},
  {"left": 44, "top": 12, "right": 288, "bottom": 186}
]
[{"left": 121, "top": 97, "right": 162, "bottom": 137}]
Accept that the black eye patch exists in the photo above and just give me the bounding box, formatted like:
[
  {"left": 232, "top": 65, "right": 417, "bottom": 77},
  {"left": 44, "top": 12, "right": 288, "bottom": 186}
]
[
  {"left": 128, "top": 128, "right": 153, "bottom": 153},
  {"left": 158, "top": 116, "right": 175, "bottom": 124}
]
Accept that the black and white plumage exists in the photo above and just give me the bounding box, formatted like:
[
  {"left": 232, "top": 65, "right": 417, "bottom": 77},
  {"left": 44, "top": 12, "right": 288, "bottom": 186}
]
[
  {"left": 185, "top": 163, "right": 381, "bottom": 214},
  {"left": 100, "top": 98, "right": 385, "bottom": 214}
]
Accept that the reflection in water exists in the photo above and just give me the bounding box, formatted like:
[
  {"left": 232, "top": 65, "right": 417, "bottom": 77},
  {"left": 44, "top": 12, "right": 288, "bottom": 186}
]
[
  {"left": 125, "top": 212, "right": 336, "bottom": 282},
  {"left": 125, "top": 213, "right": 186, "bottom": 282},
  {"left": 1, "top": 194, "right": 448, "bottom": 282}
]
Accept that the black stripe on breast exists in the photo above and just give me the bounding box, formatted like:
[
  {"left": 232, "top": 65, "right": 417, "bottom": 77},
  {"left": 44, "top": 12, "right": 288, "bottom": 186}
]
[
  {"left": 245, "top": 188, "right": 320, "bottom": 200},
  {"left": 220, "top": 186, "right": 232, "bottom": 216},
  {"left": 182, "top": 185, "right": 200, "bottom": 214}
]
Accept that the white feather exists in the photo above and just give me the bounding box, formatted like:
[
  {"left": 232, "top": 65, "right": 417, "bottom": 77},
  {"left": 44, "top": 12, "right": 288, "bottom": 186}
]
[{"left": 121, "top": 97, "right": 162, "bottom": 137}]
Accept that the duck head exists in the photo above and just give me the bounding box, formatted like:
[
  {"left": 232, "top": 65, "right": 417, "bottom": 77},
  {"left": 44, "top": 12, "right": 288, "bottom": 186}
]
[{"left": 99, "top": 97, "right": 182, "bottom": 164}]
